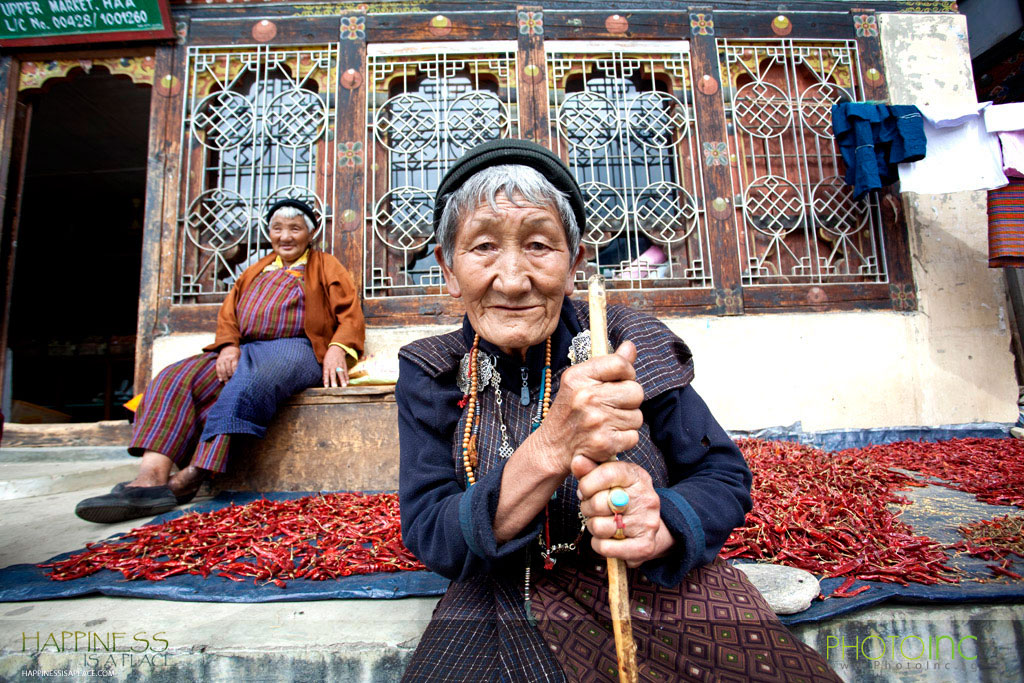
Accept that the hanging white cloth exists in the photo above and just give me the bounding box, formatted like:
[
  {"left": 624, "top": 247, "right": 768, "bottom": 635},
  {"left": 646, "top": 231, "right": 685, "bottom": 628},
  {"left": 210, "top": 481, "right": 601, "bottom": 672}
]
[
  {"left": 983, "top": 103, "right": 1024, "bottom": 179},
  {"left": 898, "top": 102, "right": 1008, "bottom": 194},
  {"left": 982, "top": 101, "right": 1024, "bottom": 133}
]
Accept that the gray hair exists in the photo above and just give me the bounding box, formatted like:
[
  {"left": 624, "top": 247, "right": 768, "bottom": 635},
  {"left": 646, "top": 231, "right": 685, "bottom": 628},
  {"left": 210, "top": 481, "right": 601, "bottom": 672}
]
[
  {"left": 436, "top": 164, "right": 580, "bottom": 267},
  {"left": 269, "top": 205, "right": 315, "bottom": 233}
]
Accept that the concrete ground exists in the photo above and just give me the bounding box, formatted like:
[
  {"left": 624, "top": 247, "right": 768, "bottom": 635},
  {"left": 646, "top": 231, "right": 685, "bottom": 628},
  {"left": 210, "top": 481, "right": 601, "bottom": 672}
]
[
  {"left": 0, "top": 479, "right": 436, "bottom": 682},
  {"left": 0, "top": 449, "right": 1022, "bottom": 682}
]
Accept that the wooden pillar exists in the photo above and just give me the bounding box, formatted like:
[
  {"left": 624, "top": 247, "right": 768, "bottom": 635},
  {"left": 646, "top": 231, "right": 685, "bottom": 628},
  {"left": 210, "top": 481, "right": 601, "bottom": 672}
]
[
  {"left": 0, "top": 56, "right": 25, "bottom": 405},
  {"left": 136, "top": 42, "right": 186, "bottom": 392},
  {"left": 517, "top": 5, "right": 549, "bottom": 147},
  {"left": 688, "top": 8, "right": 743, "bottom": 315},
  {"left": 333, "top": 10, "right": 368, "bottom": 293},
  {"left": 852, "top": 8, "right": 917, "bottom": 312}
]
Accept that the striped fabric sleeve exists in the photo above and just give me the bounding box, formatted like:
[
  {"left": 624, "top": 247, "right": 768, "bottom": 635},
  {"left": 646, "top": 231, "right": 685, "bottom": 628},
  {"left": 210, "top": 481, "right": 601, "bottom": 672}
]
[{"left": 988, "top": 178, "right": 1024, "bottom": 267}]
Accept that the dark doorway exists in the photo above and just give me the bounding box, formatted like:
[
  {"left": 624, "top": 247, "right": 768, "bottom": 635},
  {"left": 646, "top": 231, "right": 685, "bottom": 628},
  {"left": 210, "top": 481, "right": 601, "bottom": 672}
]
[{"left": 5, "top": 68, "right": 150, "bottom": 423}]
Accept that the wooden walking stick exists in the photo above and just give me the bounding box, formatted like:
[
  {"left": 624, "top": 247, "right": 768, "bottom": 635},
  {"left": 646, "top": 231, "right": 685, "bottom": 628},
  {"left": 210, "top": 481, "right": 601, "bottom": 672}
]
[{"left": 587, "top": 274, "right": 639, "bottom": 683}]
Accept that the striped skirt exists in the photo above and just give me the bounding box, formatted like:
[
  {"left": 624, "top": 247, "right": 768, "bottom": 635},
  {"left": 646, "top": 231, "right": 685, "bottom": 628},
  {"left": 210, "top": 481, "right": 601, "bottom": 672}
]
[{"left": 988, "top": 178, "right": 1024, "bottom": 268}]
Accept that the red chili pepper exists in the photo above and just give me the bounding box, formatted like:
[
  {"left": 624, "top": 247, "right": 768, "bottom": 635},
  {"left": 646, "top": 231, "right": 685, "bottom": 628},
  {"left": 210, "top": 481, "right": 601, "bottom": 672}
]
[
  {"left": 954, "top": 513, "right": 1024, "bottom": 565},
  {"left": 723, "top": 439, "right": 961, "bottom": 587},
  {"left": 719, "top": 546, "right": 749, "bottom": 560},
  {"left": 832, "top": 576, "right": 856, "bottom": 596},
  {"left": 834, "top": 585, "right": 871, "bottom": 598},
  {"left": 990, "top": 565, "right": 1024, "bottom": 580},
  {"left": 40, "top": 493, "right": 426, "bottom": 586}
]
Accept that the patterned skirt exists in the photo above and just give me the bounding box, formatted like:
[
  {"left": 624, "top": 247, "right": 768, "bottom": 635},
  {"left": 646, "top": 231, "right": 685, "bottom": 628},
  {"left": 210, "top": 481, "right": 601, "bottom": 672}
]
[{"left": 404, "top": 557, "right": 840, "bottom": 683}]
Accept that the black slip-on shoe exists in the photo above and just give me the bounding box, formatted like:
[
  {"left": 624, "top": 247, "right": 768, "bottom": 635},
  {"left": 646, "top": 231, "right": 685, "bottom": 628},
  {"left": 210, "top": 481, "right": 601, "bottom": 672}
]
[
  {"left": 74, "top": 484, "right": 179, "bottom": 524},
  {"left": 110, "top": 480, "right": 199, "bottom": 505}
]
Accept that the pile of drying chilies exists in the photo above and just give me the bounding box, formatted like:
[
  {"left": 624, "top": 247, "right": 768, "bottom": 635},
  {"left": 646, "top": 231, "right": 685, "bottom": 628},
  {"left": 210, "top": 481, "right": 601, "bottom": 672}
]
[{"left": 42, "top": 438, "right": 1024, "bottom": 594}]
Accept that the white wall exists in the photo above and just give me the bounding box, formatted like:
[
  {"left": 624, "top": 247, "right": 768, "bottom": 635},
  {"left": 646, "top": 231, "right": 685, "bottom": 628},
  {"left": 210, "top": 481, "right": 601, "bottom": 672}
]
[{"left": 150, "top": 12, "right": 1017, "bottom": 431}]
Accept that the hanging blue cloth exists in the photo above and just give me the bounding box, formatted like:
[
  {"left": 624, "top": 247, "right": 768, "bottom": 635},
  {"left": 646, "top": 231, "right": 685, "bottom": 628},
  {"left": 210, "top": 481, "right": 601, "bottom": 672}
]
[{"left": 831, "top": 103, "right": 926, "bottom": 199}]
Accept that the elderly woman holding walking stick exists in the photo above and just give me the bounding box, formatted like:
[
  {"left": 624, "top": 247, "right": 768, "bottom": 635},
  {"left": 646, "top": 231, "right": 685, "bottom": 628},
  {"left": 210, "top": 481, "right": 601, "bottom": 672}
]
[
  {"left": 397, "top": 139, "right": 840, "bottom": 681},
  {"left": 76, "top": 198, "right": 365, "bottom": 523}
]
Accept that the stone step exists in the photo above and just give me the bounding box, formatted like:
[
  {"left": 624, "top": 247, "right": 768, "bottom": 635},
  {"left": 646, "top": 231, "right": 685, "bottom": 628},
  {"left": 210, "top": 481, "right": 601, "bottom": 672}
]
[
  {"left": 2, "top": 592, "right": 1021, "bottom": 682},
  {"left": 1, "top": 595, "right": 434, "bottom": 682},
  {"left": 0, "top": 449, "right": 136, "bottom": 501},
  {"left": 0, "top": 485, "right": 154, "bottom": 567},
  {"left": 1, "top": 421, "right": 132, "bottom": 448}
]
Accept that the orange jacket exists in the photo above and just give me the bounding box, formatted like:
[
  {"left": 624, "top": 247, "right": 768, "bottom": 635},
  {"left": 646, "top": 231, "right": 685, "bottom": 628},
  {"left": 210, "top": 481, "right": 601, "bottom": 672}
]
[{"left": 203, "top": 250, "right": 365, "bottom": 364}]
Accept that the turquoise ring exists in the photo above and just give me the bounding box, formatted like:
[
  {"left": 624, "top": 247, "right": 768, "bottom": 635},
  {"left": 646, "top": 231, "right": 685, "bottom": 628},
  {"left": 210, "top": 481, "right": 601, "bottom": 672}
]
[{"left": 608, "top": 488, "right": 629, "bottom": 514}]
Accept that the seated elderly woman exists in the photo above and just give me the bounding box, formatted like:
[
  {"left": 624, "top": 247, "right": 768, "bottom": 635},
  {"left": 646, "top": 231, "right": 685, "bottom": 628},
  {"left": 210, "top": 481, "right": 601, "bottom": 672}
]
[
  {"left": 397, "top": 140, "right": 839, "bottom": 681},
  {"left": 76, "top": 199, "right": 365, "bottom": 523}
]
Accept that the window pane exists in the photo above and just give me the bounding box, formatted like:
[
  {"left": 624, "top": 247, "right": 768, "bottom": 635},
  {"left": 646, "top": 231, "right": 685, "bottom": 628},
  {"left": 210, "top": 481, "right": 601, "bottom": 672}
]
[
  {"left": 176, "top": 45, "right": 338, "bottom": 303},
  {"left": 719, "top": 40, "right": 887, "bottom": 286},
  {"left": 547, "top": 45, "right": 711, "bottom": 291},
  {"left": 365, "top": 46, "right": 519, "bottom": 298}
]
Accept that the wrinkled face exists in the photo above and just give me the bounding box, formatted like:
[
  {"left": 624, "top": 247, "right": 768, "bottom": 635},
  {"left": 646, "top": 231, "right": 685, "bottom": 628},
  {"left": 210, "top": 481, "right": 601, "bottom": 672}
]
[
  {"left": 268, "top": 214, "right": 312, "bottom": 265},
  {"left": 438, "top": 193, "right": 584, "bottom": 358}
]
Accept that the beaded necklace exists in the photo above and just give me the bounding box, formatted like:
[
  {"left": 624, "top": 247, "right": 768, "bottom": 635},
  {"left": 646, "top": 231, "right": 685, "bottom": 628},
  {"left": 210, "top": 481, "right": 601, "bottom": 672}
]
[
  {"left": 461, "top": 334, "right": 551, "bottom": 486},
  {"left": 460, "top": 333, "right": 585, "bottom": 621}
]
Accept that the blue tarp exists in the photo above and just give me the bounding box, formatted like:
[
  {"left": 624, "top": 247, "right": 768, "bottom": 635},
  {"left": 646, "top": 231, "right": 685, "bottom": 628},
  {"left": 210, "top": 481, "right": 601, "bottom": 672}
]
[
  {"left": 0, "top": 492, "right": 450, "bottom": 604},
  {"left": 0, "top": 423, "right": 1021, "bottom": 626},
  {"left": 782, "top": 573, "right": 1024, "bottom": 626},
  {"left": 729, "top": 421, "right": 1014, "bottom": 452},
  {"left": 731, "top": 422, "right": 1024, "bottom": 624}
]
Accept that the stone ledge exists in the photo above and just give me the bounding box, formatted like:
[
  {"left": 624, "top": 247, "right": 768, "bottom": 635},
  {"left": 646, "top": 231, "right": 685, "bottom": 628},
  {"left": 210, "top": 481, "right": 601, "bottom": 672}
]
[
  {"left": 0, "top": 460, "right": 139, "bottom": 501},
  {"left": 1, "top": 387, "right": 400, "bottom": 492},
  {"left": 1, "top": 421, "right": 133, "bottom": 449},
  {"left": 2, "top": 602, "right": 1021, "bottom": 683},
  {"left": 218, "top": 386, "right": 400, "bottom": 493}
]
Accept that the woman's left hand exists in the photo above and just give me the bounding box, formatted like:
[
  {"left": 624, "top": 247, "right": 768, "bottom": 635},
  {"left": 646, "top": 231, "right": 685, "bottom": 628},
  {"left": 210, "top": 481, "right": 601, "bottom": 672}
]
[
  {"left": 573, "top": 456, "right": 676, "bottom": 568},
  {"left": 322, "top": 345, "right": 349, "bottom": 388}
]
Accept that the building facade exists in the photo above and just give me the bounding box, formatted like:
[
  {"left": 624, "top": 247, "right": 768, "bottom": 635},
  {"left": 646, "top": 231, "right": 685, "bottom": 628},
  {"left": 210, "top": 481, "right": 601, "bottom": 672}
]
[{"left": 0, "top": 0, "right": 1015, "bottom": 431}]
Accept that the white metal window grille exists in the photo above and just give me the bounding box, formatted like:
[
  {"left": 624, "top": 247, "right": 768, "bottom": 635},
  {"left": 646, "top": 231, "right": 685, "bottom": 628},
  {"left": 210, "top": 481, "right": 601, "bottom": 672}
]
[
  {"left": 546, "top": 41, "right": 710, "bottom": 291},
  {"left": 365, "top": 42, "right": 519, "bottom": 298},
  {"left": 175, "top": 45, "right": 339, "bottom": 303},
  {"left": 718, "top": 40, "right": 886, "bottom": 286}
]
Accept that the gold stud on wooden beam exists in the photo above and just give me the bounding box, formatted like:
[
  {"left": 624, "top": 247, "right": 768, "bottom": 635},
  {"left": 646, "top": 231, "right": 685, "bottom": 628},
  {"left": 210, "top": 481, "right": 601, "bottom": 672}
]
[
  {"left": 252, "top": 19, "right": 276, "bottom": 42},
  {"left": 772, "top": 15, "right": 792, "bottom": 36},
  {"left": 605, "top": 14, "right": 629, "bottom": 34},
  {"left": 429, "top": 14, "right": 452, "bottom": 37},
  {"left": 699, "top": 74, "right": 719, "bottom": 95},
  {"left": 341, "top": 68, "right": 362, "bottom": 90}
]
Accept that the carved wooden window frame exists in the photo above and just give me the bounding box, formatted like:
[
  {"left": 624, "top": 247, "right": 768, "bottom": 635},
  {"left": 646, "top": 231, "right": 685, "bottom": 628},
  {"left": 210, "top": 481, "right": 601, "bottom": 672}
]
[
  {"left": 354, "top": 6, "right": 915, "bottom": 323},
  {"left": 142, "top": 6, "right": 916, "bottom": 368}
]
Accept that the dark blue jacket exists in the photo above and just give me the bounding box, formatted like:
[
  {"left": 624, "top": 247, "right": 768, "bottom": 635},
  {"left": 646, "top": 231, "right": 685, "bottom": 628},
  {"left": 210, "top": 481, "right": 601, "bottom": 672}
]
[
  {"left": 832, "top": 102, "right": 926, "bottom": 199},
  {"left": 397, "top": 299, "right": 752, "bottom": 587}
]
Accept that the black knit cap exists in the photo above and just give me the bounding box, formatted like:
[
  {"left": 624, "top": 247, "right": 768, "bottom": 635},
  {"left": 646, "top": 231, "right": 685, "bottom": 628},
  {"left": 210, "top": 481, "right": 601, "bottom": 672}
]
[
  {"left": 267, "top": 198, "right": 317, "bottom": 229},
  {"left": 433, "top": 138, "right": 586, "bottom": 233}
]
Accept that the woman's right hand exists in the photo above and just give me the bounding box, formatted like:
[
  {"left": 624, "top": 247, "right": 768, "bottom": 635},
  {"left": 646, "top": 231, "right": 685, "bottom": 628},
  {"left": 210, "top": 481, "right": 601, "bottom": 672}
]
[
  {"left": 215, "top": 345, "right": 240, "bottom": 382},
  {"left": 535, "top": 340, "right": 644, "bottom": 475}
]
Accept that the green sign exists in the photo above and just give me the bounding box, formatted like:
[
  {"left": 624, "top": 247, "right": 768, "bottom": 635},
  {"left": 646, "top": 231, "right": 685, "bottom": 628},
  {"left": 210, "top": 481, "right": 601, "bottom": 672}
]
[{"left": 0, "top": 0, "right": 171, "bottom": 47}]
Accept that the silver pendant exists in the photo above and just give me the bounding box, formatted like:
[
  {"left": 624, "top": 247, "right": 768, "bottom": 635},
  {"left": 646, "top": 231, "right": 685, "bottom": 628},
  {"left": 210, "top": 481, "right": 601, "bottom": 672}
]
[
  {"left": 568, "top": 330, "right": 612, "bottom": 365},
  {"left": 457, "top": 350, "right": 495, "bottom": 394},
  {"left": 568, "top": 331, "right": 591, "bottom": 366}
]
